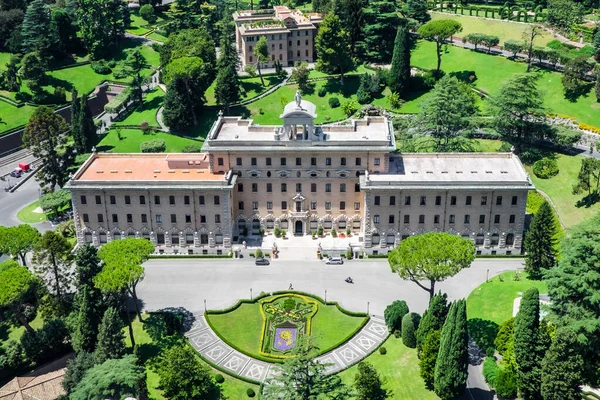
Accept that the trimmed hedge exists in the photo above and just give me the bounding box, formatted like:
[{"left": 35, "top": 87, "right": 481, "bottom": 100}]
[
  {"left": 148, "top": 253, "right": 233, "bottom": 259},
  {"left": 141, "top": 139, "right": 166, "bottom": 153},
  {"left": 532, "top": 158, "right": 559, "bottom": 179}
]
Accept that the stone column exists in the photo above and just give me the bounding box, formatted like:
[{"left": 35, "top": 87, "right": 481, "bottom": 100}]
[
  {"left": 179, "top": 231, "right": 185, "bottom": 247},
  {"left": 499, "top": 232, "right": 506, "bottom": 248},
  {"left": 150, "top": 231, "right": 157, "bottom": 246},
  {"left": 514, "top": 233, "right": 523, "bottom": 250},
  {"left": 209, "top": 232, "right": 215, "bottom": 248},
  {"left": 135, "top": 231, "right": 141, "bottom": 239},
  {"left": 92, "top": 231, "right": 99, "bottom": 247},
  {"left": 194, "top": 231, "right": 200, "bottom": 247},
  {"left": 395, "top": 232, "right": 401, "bottom": 247},
  {"left": 165, "top": 232, "right": 172, "bottom": 247},
  {"left": 106, "top": 231, "right": 113, "bottom": 243},
  {"left": 484, "top": 232, "right": 491, "bottom": 248}
]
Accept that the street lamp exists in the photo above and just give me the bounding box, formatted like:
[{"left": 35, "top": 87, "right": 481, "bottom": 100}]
[
  {"left": 486, "top": 269, "right": 489, "bottom": 283},
  {"left": 367, "top": 301, "right": 370, "bottom": 315},
  {"left": 204, "top": 299, "right": 207, "bottom": 312},
  {"left": 250, "top": 288, "right": 253, "bottom": 300},
  {"left": 325, "top": 289, "right": 327, "bottom": 303}
]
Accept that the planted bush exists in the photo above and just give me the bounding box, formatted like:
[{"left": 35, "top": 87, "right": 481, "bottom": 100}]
[
  {"left": 141, "top": 139, "right": 166, "bottom": 153},
  {"left": 215, "top": 374, "right": 225, "bottom": 383},
  {"left": 384, "top": 300, "right": 409, "bottom": 332},
  {"left": 318, "top": 87, "right": 327, "bottom": 97},
  {"left": 246, "top": 388, "right": 256, "bottom": 397},
  {"left": 91, "top": 60, "right": 112, "bottom": 75},
  {"left": 328, "top": 97, "right": 340, "bottom": 108},
  {"left": 532, "top": 158, "right": 559, "bottom": 179},
  {"left": 482, "top": 356, "right": 499, "bottom": 387},
  {"left": 379, "top": 346, "right": 387, "bottom": 355},
  {"left": 182, "top": 144, "right": 203, "bottom": 153},
  {"left": 256, "top": 249, "right": 263, "bottom": 258}
]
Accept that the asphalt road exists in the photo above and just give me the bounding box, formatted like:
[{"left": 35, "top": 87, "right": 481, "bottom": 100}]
[{"left": 0, "top": 175, "right": 51, "bottom": 230}]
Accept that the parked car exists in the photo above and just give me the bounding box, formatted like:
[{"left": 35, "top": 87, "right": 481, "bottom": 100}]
[
  {"left": 255, "top": 257, "right": 270, "bottom": 266},
  {"left": 10, "top": 168, "right": 22, "bottom": 178},
  {"left": 325, "top": 256, "right": 344, "bottom": 265}
]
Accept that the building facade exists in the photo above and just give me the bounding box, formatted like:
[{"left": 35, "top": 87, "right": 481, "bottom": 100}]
[
  {"left": 66, "top": 95, "right": 534, "bottom": 255},
  {"left": 234, "top": 6, "right": 322, "bottom": 68}
]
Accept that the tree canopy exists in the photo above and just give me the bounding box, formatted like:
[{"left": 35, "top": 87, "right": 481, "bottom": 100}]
[
  {"left": 0, "top": 262, "right": 37, "bottom": 332},
  {"left": 524, "top": 201, "right": 557, "bottom": 279},
  {"left": 417, "top": 20, "right": 462, "bottom": 71},
  {"left": 315, "top": 13, "right": 354, "bottom": 85},
  {"left": 0, "top": 224, "right": 40, "bottom": 266}
]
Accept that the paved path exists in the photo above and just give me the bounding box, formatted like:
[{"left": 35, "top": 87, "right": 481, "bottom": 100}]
[
  {"left": 0, "top": 175, "right": 51, "bottom": 231},
  {"left": 185, "top": 313, "right": 388, "bottom": 383}
]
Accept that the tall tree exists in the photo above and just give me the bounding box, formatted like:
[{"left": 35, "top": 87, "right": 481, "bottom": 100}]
[
  {"left": 416, "top": 292, "right": 449, "bottom": 356},
  {"left": 71, "top": 286, "right": 99, "bottom": 354},
  {"left": 76, "top": 0, "right": 123, "bottom": 59},
  {"left": 23, "top": 106, "right": 70, "bottom": 189},
  {"left": 62, "top": 351, "right": 96, "bottom": 394},
  {"left": 419, "top": 329, "right": 441, "bottom": 390},
  {"left": 417, "top": 20, "right": 462, "bottom": 71},
  {"left": 354, "top": 361, "right": 391, "bottom": 400},
  {"left": 20, "top": 0, "right": 55, "bottom": 60},
  {"left": 540, "top": 328, "right": 584, "bottom": 400},
  {"left": 122, "top": 48, "right": 148, "bottom": 106},
  {"left": 514, "top": 287, "right": 543, "bottom": 400},
  {"left": 0, "top": 263, "right": 37, "bottom": 333},
  {"left": 32, "top": 230, "right": 73, "bottom": 301},
  {"left": 3, "top": 54, "right": 22, "bottom": 92},
  {"left": 254, "top": 35, "right": 269, "bottom": 87},
  {"left": 362, "top": 0, "right": 399, "bottom": 62},
  {"left": 403, "top": 0, "right": 429, "bottom": 23},
  {"left": 263, "top": 338, "right": 353, "bottom": 399},
  {"left": 572, "top": 157, "right": 600, "bottom": 196},
  {"left": 71, "top": 88, "right": 84, "bottom": 153},
  {"left": 75, "top": 244, "right": 102, "bottom": 288},
  {"left": 524, "top": 201, "right": 557, "bottom": 279},
  {"left": 214, "top": 36, "right": 240, "bottom": 114},
  {"left": 94, "top": 306, "right": 126, "bottom": 364},
  {"left": 545, "top": 213, "right": 600, "bottom": 384},
  {"left": 79, "top": 94, "right": 97, "bottom": 151},
  {"left": 0, "top": 224, "right": 40, "bottom": 266},
  {"left": 402, "top": 312, "right": 420, "bottom": 348},
  {"left": 291, "top": 61, "right": 311, "bottom": 94},
  {"left": 434, "top": 299, "right": 469, "bottom": 400},
  {"left": 19, "top": 51, "right": 46, "bottom": 101},
  {"left": 338, "top": 0, "right": 363, "bottom": 56},
  {"left": 388, "top": 232, "right": 475, "bottom": 300},
  {"left": 51, "top": 8, "right": 78, "bottom": 56},
  {"left": 561, "top": 56, "right": 594, "bottom": 98},
  {"left": 315, "top": 13, "right": 353, "bottom": 85},
  {"left": 414, "top": 75, "right": 477, "bottom": 152},
  {"left": 388, "top": 24, "right": 411, "bottom": 97},
  {"left": 491, "top": 73, "right": 547, "bottom": 151},
  {"left": 156, "top": 345, "right": 220, "bottom": 400},
  {"left": 163, "top": 77, "right": 195, "bottom": 131},
  {"left": 522, "top": 25, "right": 544, "bottom": 73},
  {"left": 546, "top": 0, "right": 583, "bottom": 31},
  {"left": 0, "top": 9, "right": 24, "bottom": 52}
]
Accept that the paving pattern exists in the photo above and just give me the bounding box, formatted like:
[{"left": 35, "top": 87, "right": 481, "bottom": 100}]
[{"left": 185, "top": 314, "right": 388, "bottom": 383}]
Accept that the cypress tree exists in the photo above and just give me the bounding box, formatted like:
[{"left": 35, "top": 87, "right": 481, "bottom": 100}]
[
  {"left": 71, "top": 89, "right": 84, "bottom": 153},
  {"left": 541, "top": 329, "right": 584, "bottom": 400},
  {"left": 383, "top": 300, "right": 409, "bottom": 333},
  {"left": 71, "top": 287, "right": 99, "bottom": 354},
  {"left": 94, "top": 306, "right": 126, "bottom": 364},
  {"left": 79, "top": 94, "right": 97, "bottom": 151},
  {"left": 20, "top": 0, "right": 55, "bottom": 60},
  {"left": 403, "top": 0, "right": 430, "bottom": 23},
  {"left": 163, "top": 77, "right": 195, "bottom": 131},
  {"left": 434, "top": 299, "right": 469, "bottom": 400},
  {"left": 388, "top": 23, "right": 411, "bottom": 97},
  {"left": 416, "top": 292, "right": 449, "bottom": 356},
  {"left": 524, "top": 201, "right": 556, "bottom": 279},
  {"left": 356, "top": 74, "right": 372, "bottom": 104},
  {"left": 214, "top": 36, "right": 240, "bottom": 115},
  {"left": 514, "top": 287, "right": 542, "bottom": 400},
  {"left": 353, "top": 361, "right": 391, "bottom": 399},
  {"left": 402, "top": 312, "right": 420, "bottom": 348},
  {"left": 419, "top": 329, "right": 441, "bottom": 390}
]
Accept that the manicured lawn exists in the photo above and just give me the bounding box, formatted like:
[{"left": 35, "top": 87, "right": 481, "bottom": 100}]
[
  {"left": 127, "top": 14, "right": 154, "bottom": 36},
  {"left": 205, "top": 75, "right": 284, "bottom": 106},
  {"left": 338, "top": 336, "right": 437, "bottom": 400},
  {"left": 397, "top": 136, "right": 507, "bottom": 152},
  {"left": 526, "top": 189, "right": 566, "bottom": 251},
  {"left": 206, "top": 296, "right": 367, "bottom": 363},
  {"left": 147, "top": 32, "right": 168, "bottom": 43},
  {"left": 115, "top": 88, "right": 164, "bottom": 127},
  {"left": 16, "top": 200, "right": 47, "bottom": 223},
  {"left": 429, "top": 12, "right": 553, "bottom": 45},
  {"left": 97, "top": 129, "right": 203, "bottom": 153},
  {"left": 140, "top": 45, "right": 161, "bottom": 69},
  {"left": 0, "top": 52, "right": 11, "bottom": 69},
  {"left": 0, "top": 314, "right": 44, "bottom": 349},
  {"left": 0, "top": 101, "right": 36, "bottom": 134}
]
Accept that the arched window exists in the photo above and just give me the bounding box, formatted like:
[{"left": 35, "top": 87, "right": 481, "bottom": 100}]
[
  {"left": 491, "top": 233, "right": 499, "bottom": 245},
  {"left": 249, "top": 45, "right": 253, "bottom": 52}
]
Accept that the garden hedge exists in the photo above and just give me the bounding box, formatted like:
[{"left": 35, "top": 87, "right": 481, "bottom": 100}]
[
  {"left": 532, "top": 158, "right": 559, "bottom": 179},
  {"left": 141, "top": 139, "right": 166, "bottom": 153}
]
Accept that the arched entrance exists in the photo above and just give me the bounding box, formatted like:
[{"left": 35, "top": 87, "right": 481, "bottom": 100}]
[{"left": 295, "top": 220, "right": 303, "bottom": 235}]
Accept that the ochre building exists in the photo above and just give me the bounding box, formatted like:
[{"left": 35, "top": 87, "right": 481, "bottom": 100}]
[{"left": 66, "top": 95, "right": 534, "bottom": 255}]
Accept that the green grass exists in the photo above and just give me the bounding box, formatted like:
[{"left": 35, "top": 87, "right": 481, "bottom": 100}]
[
  {"left": 205, "top": 75, "right": 284, "bottom": 105},
  {"left": 429, "top": 12, "right": 553, "bottom": 45},
  {"left": 397, "top": 136, "right": 507, "bottom": 152},
  {"left": 115, "top": 88, "right": 164, "bottom": 127},
  {"left": 526, "top": 189, "right": 566, "bottom": 251},
  {"left": 97, "top": 129, "right": 203, "bottom": 153},
  {"left": 147, "top": 32, "right": 168, "bottom": 43},
  {"left": 338, "top": 336, "right": 438, "bottom": 400},
  {"left": 0, "top": 314, "right": 44, "bottom": 349},
  {"left": 206, "top": 297, "right": 367, "bottom": 363},
  {"left": 0, "top": 52, "right": 11, "bottom": 69},
  {"left": 16, "top": 200, "right": 47, "bottom": 223},
  {"left": 0, "top": 101, "right": 36, "bottom": 134},
  {"left": 140, "top": 45, "right": 161, "bottom": 69}
]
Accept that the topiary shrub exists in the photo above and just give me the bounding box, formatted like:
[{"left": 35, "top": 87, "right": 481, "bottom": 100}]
[
  {"left": 139, "top": 4, "right": 157, "bottom": 23},
  {"left": 328, "top": 97, "right": 340, "bottom": 108},
  {"left": 255, "top": 249, "right": 263, "bottom": 258},
  {"left": 482, "top": 356, "right": 499, "bottom": 387},
  {"left": 215, "top": 374, "right": 225, "bottom": 383},
  {"left": 182, "top": 144, "right": 203, "bottom": 153},
  {"left": 532, "top": 158, "right": 559, "bottom": 179},
  {"left": 141, "top": 139, "right": 166, "bottom": 153},
  {"left": 379, "top": 346, "right": 387, "bottom": 355},
  {"left": 91, "top": 60, "right": 112, "bottom": 74},
  {"left": 384, "top": 300, "right": 409, "bottom": 332},
  {"left": 318, "top": 87, "right": 327, "bottom": 97},
  {"left": 283, "top": 298, "right": 295, "bottom": 310},
  {"left": 402, "top": 312, "right": 420, "bottom": 348},
  {"left": 246, "top": 388, "right": 256, "bottom": 397}
]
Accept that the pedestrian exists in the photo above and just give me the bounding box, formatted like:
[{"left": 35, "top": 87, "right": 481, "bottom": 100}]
[{"left": 288, "top": 283, "right": 293, "bottom": 290}]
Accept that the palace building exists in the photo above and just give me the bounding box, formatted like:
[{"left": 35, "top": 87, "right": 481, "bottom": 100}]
[{"left": 66, "top": 94, "right": 534, "bottom": 255}]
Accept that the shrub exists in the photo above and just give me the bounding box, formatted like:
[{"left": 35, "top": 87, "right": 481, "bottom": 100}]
[
  {"left": 91, "top": 60, "right": 112, "bottom": 74},
  {"left": 54, "top": 86, "right": 66, "bottom": 104},
  {"left": 495, "top": 367, "right": 518, "bottom": 398},
  {"left": 140, "top": 121, "right": 151, "bottom": 135},
  {"left": 342, "top": 99, "right": 358, "bottom": 116},
  {"left": 393, "top": 329, "right": 401, "bottom": 338},
  {"left": 246, "top": 388, "right": 256, "bottom": 397},
  {"left": 317, "top": 226, "right": 324, "bottom": 236},
  {"left": 482, "top": 356, "right": 500, "bottom": 387},
  {"left": 283, "top": 298, "right": 295, "bottom": 310},
  {"left": 141, "top": 139, "right": 166, "bottom": 153},
  {"left": 579, "top": 123, "right": 600, "bottom": 134},
  {"left": 494, "top": 317, "right": 515, "bottom": 356},
  {"left": 498, "top": 142, "right": 513, "bottom": 152},
  {"left": 318, "top": 87, "right": 327, "bottom": 97},
  {"left": 384, "top": 300, "right": 409, "bottom": 332},
  {"left": 532, "top": 158, "right": 559, "bottom": 179},
  {"left": 402, "top": 313, "right": 417, "bottom": 348},
  {"left": 379, "top": 346, "right": 387, "bottom": 355},
  {"left": 486, "top": 347, "right": 496, "bottom": 357},
  {"left": 331, "top": 229, "right": 337, "bottom": 237},
  {"left": 139, "top": 4, "right": 156, "bottom": 23},
  {"left": 256, "top": 249, "right": 263, "bottom": 258},
  {"left": 328, "top": 97, "right": 340, "bottom": 108},
  {"left": 215, "top": 374, "right": 225, "bottom": 383},
  {"left": 274, "top": 227, "right": 281, "bottom": 237},
  {"left": 387, "top": 92, "right": 403, "bottom": 109},
  {"left": 182, "top": 144, "right": 203, "bottom": 153}
]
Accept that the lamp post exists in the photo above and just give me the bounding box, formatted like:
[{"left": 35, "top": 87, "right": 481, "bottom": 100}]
[
  {"left": 486, "top": 269, "right": 489, "bottom": 283},
  {"left": 250, "top": 288, "right": 253, "bottom": 300},
  {"left": 367, "top": 301, "right": 370, "bottom": 315},
  {"left": 325, "top": 289, "right": 327, "bottom": 303},
  {"left": 204, "top": 299, "right": 207, "bottom": 312}
]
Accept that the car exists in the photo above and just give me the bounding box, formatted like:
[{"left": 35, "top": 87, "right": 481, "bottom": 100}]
[
  {"left": 10, "top": 168, "right": 22, "bottom": 178},
  {"left": 325, "top": 257, "right": 344, "bottom": 265},
  {"left": 255, "top": 257, "right": 270, "bottom": 266}
]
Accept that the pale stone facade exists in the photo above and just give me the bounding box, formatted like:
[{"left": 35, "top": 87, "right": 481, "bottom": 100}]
[
  {"left": 66, "top": 96, "right": 534, "bottom": 255},
  {"left": 234, "top": 6, "right": 322, "bottom": 67}
]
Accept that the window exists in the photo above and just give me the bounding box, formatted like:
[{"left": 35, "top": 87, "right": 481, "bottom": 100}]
[
  {"left": 405, "top": 196, "right": 411, "bottom": 206},
  {"left": 496, "top": 196, "right": 503, "bottom": 206},
  {"left": 511, "top": 196, "right": 518, "bottom": 205},
  {"left": 389, "top": 215, "right": 395, "bottom": 224},
  {"left": 249, "top": 56, "right": 253, "bottom": 63},
  {"left": 297, "top": 50, "right": 300, "bottom": 56},
  {"left": 449, "top": 215, "right": 455, "bottom": 224},
  {"left": 311, "top": 202, "right": 317, "bottom": 210},
  {"left": 110, "top": 195, "right": 116, "bottom": 205},
  {"left": 506, "top": 233, "right": 515, "bottom": 245},
  {"left": 266, "top": 157, "right": 272, "bottom": 166},
  {"left": 252, "top": 183, "right": 258, "bottom": 192},
  {"left": 296, "top": 157, "right": 302, "bottom": 166},
  {"left": 267, "top": 183, "right": 272, "bottom": 192},
  {"left": 325, "top": 183, "right": 331, "bottom": 193},
  {"left": 83, "top": 214, "right": 89, "bottom": 222},
  {"left": 139, "top": 195, "right": 146, "bottom": 205},
  {"left": 494, "top": 214, "right": 500, "bottom": 224},
  {"left": 308, "top": 157, "right": 316, "bottom": 166},
  {"left": 127, "top": 214, "right": 133, "bottom": 223},
  {"left": 281, "top": 183, "right": 287, "bottom": 192},
  {"left": 169, "top": 195, "right": 175, "bottom": 205},
  {"left": 200, "top": 215, "right": 206, "bottom": 223},
  {"left": 311, "top": 183, "right": 317, "bottom": 192},
  {"left": 341, "top": 157, "right": 346, "bottom": 166},
  {"left": 340, "top": 201, "right": 346, "bottom": 210},
  {"left": 435, "top": 196, "right": 441, "bottom": 206},
  {"left": 481, "top": 196, "right": 488, "bottom": 206},
  {"left": 374, "top": 215, "right": 380, "bottom": 224},
  {"left": 95, "top": 195, "right": 102, "bottom": 205},
  {"left": 434, "top": 215, "right": 440, "bottom": 224},
  {"left": 281, "top": 157, "right": 286, "bottom": 166},
  {"left": 218, "top": 157, "right": 224, "bottom": 166},
  {"left": 325, "top": 157, "right": 332, "bottom": 166},
  {"left": 354, "top": 202, "right": 360, "bottom": 210},
  {"left": 282, "top": 201, "right": 288, "bottom": 210},
  {"left": 464, "top": 215, "right": 470, "bottom": 224},
  {"left": 267, "top": 201, "right": 273, "bottom": 210},
  {"left": 325, "top": 202, "right": 331, "bottom": 210},
  {"left": 374, "top": 158, "right": 381, "bottom": 166},
  {"left": 466, "top": 196, "right": 472, "bottom": 206},
  {"left": 80, "top": 195, "right": 87, "bottom": 204},
  {"left": 184, "top": 195, "right": 190, "bottom": 205},
  {"left": 420, "top": 196, "right": 426, "bottom": 206},
  {"left": 404, "top": 215, "right": 410, "bottom": 224},
  {"left": 251, "top": 157, "right": 257, "bottom": 166},
  {"left": 141, "top": 214, "right": 147, "bottom": 223},
  {"left": 253, "top": 201, "right": 258, "bottom": 210},
  {"left": 236, "top": 157, "right": 242, "bottom": 166},
  {"left": 389, "top": 196, "right": 396, "bottom": 206},
  {"left": 509, "top": 214, "right": 516, "bottom": 223},
  {"left": 238, "top": 183, "right": 244, "bottom": 192},
  {"left": 214, "top": 196, "right": 220, "bottom": 205},
  {"left": 355, "top": 183, "right": 360, "bottom": 192},
  {"left": 199, "top": 195, "right": 205, "bottom": 205},
  {"left": 297, "top": 39, "right": 300, "bottom": 45},
  {"left": 296, "top": 183, "right": 302, "bottom": 192},
  {"left": 215, "top": 214, "right": 221, "bottom": 223},
  {"left": 450, "top": 196, "right": 457, "bottom": 205},
  {"left": 355, "top": 157, "right": 362, "bottom": 166},
  {"left": 154, "top": 195, "right": 160, "bottom": 205},
  {"left": 112, "top": 214, "right": 118, "bottom": 223},
  {"left": 374, "top": 196, "right": 380, "bottom": 206},
  {"left": 479, "top": 214, "right": 485, "bottom": 224},
  {"left": 419, "top": 214, "right": 425, "bottom": 224},
  {"left": 239, "top": 201, "right": 244, "bottom": 210},
  {"left": 171, "top": 214, "right": 177, "bottom": 223},
  {"left": 279, "top": 43, "right": 282, "bottom": 50},
  {"left": 340, "top": 183, "right": 346, "bottom": 192},
  {"left": 156, "top": 214, "right": 162, "bottom": 224}
]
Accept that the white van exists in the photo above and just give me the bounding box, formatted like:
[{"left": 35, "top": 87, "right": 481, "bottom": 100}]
[{"left": 325, "top": 256, "right": 344, "bottom": 265}]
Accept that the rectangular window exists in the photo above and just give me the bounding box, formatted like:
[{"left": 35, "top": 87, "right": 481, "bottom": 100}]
[
  {"left": 509, "top": 214, "right": 516, "bottom": 223},
  {"left": 354, "top": 202, "right": 360, "bottom": 210},
  {"left": 449, "top": 215, "right": 455, "bottom": 224},
  {"left": 184, "top": 195, "right": 190, "bottom": 205},
  {"left": 311, "top": 157, "right": 317, "bottom": 166},
  {"left": 326, "top": 157, "right": 331, "bottom": 166},
  {"left": 200, "top": 215, "right": 206, "bottom": 223},
  {"left": 185, "top": 214, "right": 191, "bottom": 224},
  {"left": 267, "top": 183, "right": 272, "bottom": 193},
  {"left": 252, "top": 201, "right": 258, "bottom": 210},
  {"left": 419, "top": 214, "right": 425, "bottom": 224},
  {"left": 311, "top": 201, "right": 317, "bottom": 210},
  {"left": 199, "top": 195, "right": 205, "bottom": 205},
  {"left": 374, "top": 157, "right": 381, "bottom": 166},
  {"left": 296, "top": 157, "right": 302, "bottom": 166},
  {"left": 141, "top": 214, "right": 147, "bottom": 223},
  {"left": 355, "top": 157, "right": 362, "bottom": 166},
  {"left": 80, "top": 195, "right": 87, "bottom": 205},
  {"left": 466, "top": 196, "right": 472, "bottom": 206},
  {"left": 154, "top": 195, "right": 160, "bottom": 205},
  {"left": 496, "top": 196, "right": 503, "bottom": 206},
  {"left": 156, "top": 214, "right": 162, "bottom": 224},
  {"left": 215, "top": 214, "right": 221, "bottom": 223},
  {"left": 404, "top": 215, "right": 410, "bottom": 224},
  {"left": 464, "top": 215, "right": 470, "bottom": 224},
  {"left": 239, "top": 201, "right": 244, "bottom": 210},
  {"left": 390, "top": 196, "right": 396, "bottom": 206},
  {"left": 389, "top": 215, "right": 395, "bottom": 224},
  {"left": 434, "top": 215, "right": 440, "bottom": 224},
  {"left": 139, "top": 195, "right": 146, "bottom": 205},
  {"left": 282, "top": 201, "right": 288, "bottom": 210},
  {"left": 281, "top": 183, "right": 287, "bottom": 192},
  {"left": 311, "top": 183, "right": 317, "bottom": 193},
  {"left": 296, "top": 183, "right": 302, "bottom": 192},
  {"left": 236, "top": 157, "right": 242, "bottom": 166},
  {"left": 374, "top": 215, "right": 380, "bottom": 224},
  {"left": 481, "top": 196, "right": 488, "bottom": 205},
  {"left": 238, "top": 183, "right": 244, "bottom": 192},
  {"left": 325, "top": 184, "right": 331, "bottom": 193},
  {"left": 171, "top": 214, "right": 177, "bottom": 223},
  {"left": 405, "top": 196, "right": 411, "bottom": 206},
  {"left": 112, "top": 214, "right": 118, "bottom": 223},
  {"left": 267, "top": 201, "right": 273, "bottom": 210},
  {"left": 420, "top": 196, "right": 426, "bottom": 206},
  {"left": 217, "top": 157, "right": 224, "bottom": 166},
  {"left": 512, "top": 196, "right": 518, "bottom": 205},
  {"left": 280, "top": 157, "right": 286, "bottom": 166},
  {"left": 252, "top": 183, "right": 258, "bottom": 192},
  {"left": 214, "top": 196, "right": 220, "bottom": 205},
  {"left": 340, "top": 201, "right": 346, "bottom": 210},
  {"left": 435, "top": 196, "right": 442, "bottom": 206},
  {"left": 494, "top": 214, "right": 500, "bottom": 224},
  {"left": 125, "top": 195, "right": 131, "bottom": 205},
  {"left": 83, "top": 213, "right": 89, "bottom": 223},
  {"left": 251, "top": 157, "right": 257, "bottom": 166},
  {"left": 479, "top": 215, "right": 485, "bottom": 224},
  {"left": 266, "top": 157, "right": 272, "bottom": 166},
  {"left": 450, "top": 196, "right": 457, "bottom": 206},
  {"left": 340, "top": 183, "right": 346, "bottom": 192},
  {"left": 110, "top": 195, "right": 116, "bottom": 205},
  {"left": 95, "top": 195, "right": 102, "bottom": 205},
  {"left": 341, "top": 157, "right": 346, "bottom": 166},
  {"left": 127, "top": 214, "right": 133, "bottom": 223},
  {"left": 374, "top": 196, "right": 380, "bottom": 206},
  {"left": 355, "top": 183, "right": 360, "bottom": 192},
  {"left": 325, "top": 202, "right": 331, "bottom": 210},
  {"left": 169, "top": 195, "right": 175, "bottom": 205}
]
